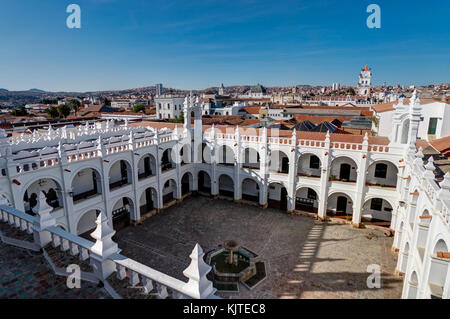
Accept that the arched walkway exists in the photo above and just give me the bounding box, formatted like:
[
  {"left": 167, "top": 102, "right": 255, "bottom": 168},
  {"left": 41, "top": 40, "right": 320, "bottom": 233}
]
[
  {"left": 295, "top": 187, "right": 318, "bottom": 213},
  {"left": 407, "top": 271, "right": 419, "bottom": 299},
  {"left": 162, "top": 179, "right": 177, "bottom": 205},
  {"left": 137, "top": 154, "right": 156, "bottom": 180},
  {"left": 199, "top": 143, "right": 211, "bottom": 164},
  {"left": 217, "top": 145, "right": 235, "bottom": 166},
  {"left": 71, "top": 168, "right": 102, "bottom": 203},
  {"left": 417, "top": 210, "right": 432, "bottom": 256},
  {"left": 76, "top": 209, "right": 100, "bottom": 236},
  {"left": 181, "top": 172, "right": 193, "bottom": 196},
  {"left": 330, "top": 156, "right": 357, "bottom": 183},
  {"left": 361, "top": 198, "right": 393, "bottom": 226},
  {"left": 327, "top": 192, "right": 353, "bottom": 217},
  {"left": 428, "top": 239, "right": 449, "bottom": 299},
  {"left": 241, "top": 178, "right": 260, "bottom": 203},
  {"left": 242, "top": 147, "right": 260, "bottom": 170},
  {"left": 180, "top": 144, "right": 191, "bottom": 165},
  {"left": 268, "top": 182, "right": 288, "bottom": 211},
  {"left": 198, "top": 171, "right": 211, "bottom": 194},
  {"left": 23, "top": 178, "right": 64, "bottom": 215},
  {"left": 400, "top": 242, "right": 410, "bottom": 274},
  {"left": 161, "top": 148, "right": 175, "bottom": 172},
  {"left": 366, "top": 160, "right": 398, "bottom": 188},
  {"left": 269, "top": 150, "right": 289, "bottom": 174},
  {"left": 139, "top": 187, "right": 158, "bottom": 216},
  {"left": 111, "top": 197, "right": 134, "bottom": 232},
  {"left": 297, "top": 153, "right": 321, "bottom": 178},
  {"left": 109, "top": 159, "right": 132, "bottom": 191},
  {"left": 218, "top": 174, "right": 234, "bottom": 198}
]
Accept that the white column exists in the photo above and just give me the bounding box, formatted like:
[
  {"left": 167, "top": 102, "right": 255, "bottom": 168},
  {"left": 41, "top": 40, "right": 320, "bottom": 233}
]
[
  {"left": 352, "top": 133, "right": 369, "bottom": 227},
  {"left": 318, "top": 132, "right": 331, "bottom": 220}
]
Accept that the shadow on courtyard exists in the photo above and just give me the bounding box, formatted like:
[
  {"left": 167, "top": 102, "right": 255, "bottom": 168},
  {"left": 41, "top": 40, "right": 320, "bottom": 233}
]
[{"left": 114, "top": 196, "right": 403, "bottom": 299}]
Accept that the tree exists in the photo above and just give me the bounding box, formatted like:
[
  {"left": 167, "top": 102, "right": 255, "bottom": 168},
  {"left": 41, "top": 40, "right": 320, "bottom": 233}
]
[
  {"left": 132, "top": 104, "right": 146, "bottom": 113},
  {"left": 176, "top": 112, "right": 184, "bottom": 123},
  {"left": 45, "top": 106, "right": 59, "bottom": 118},
  {"left": 57, "top": 104, "right": 71, "bottom": 118},
  {"left": 347, "top": 88, "right": 356, "bottom": 95},
  {"left": 67, "top": 99, "right": 81, "bottom": 114},
  {"left": 10, "top": 105, "right": 28, "bottom": 116}
]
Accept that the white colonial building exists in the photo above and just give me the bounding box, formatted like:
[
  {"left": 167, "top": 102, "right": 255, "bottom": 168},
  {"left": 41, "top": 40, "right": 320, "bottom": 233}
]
[
  {"left": 0, "top": 91, "right": 448, "bottom": 298},
  {"left": 155, "top": 94, "right": 185, "bottom": 119}
]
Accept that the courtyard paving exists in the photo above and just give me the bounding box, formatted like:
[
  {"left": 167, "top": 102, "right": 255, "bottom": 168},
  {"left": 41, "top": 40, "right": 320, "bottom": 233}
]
[
  {"left": 115, "top": 195, "right": 403, "bottom": 299},
  {"left": 0, "top": 223, "right": 109, "bottom": 299}
]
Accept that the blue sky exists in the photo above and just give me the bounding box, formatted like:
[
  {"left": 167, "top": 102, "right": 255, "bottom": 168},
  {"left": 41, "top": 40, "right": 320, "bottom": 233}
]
[{"left": 0, "top": 0, "right": 449, "bottom": 92}]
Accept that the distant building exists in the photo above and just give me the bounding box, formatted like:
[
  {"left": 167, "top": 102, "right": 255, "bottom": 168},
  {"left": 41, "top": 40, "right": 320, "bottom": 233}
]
[
  {"left": 218, "top": 83, "right": 225, "bottom": 95},
  {"left": 156, "top": 83, "right": 163, "bottom": 96},
  {"left": 358, "top": 65, "right": 372, "bottom": 96},
  {"left": 332, "top": 83, "right": 340, "bottom": 91},
  {"left": 155, "top": 94, "right": 185, "bottom": 119},
  {"left": 247, "top": 84, "right": 267, "bottom": 98}
]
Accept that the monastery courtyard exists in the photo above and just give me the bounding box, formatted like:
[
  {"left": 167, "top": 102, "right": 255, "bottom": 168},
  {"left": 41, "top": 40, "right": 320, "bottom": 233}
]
[{"left": 114, "top": 195, "right": 403, "bottom": 299}]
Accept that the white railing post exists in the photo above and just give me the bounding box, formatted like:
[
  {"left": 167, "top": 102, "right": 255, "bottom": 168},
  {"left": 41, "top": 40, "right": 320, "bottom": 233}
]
[
  {"left": 182, "top": 243, "right": 216, "bottom": 299},
  {"left": 32, "top": 192, "right": 56, "bottom": 248},
  {"left": 89, "top": 212, "right": 120, "bottom": 281}
]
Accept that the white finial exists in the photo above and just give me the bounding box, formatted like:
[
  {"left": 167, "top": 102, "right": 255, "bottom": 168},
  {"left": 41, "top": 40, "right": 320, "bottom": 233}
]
[
  {"left": 182, "top": 244, "right": 216, "bottom": 299},
  {"left": 440, "top": 173, "right": 450, "bottom": 190},
  {"left": 90, "top": 212, "right": 119, "bottom": 257},
  {"left": 423, "top": 156, "right": 436, "bottom": 179},
  {"left": 415, "top": 146, "right": 424, "bottom": 159},
  {"left": 36, "top": 191, "right": 52, "bottom": 215}
]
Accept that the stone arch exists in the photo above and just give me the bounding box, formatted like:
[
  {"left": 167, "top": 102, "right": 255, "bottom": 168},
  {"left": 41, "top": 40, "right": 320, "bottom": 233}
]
[
  {"left": 269, "top": 150, "right": 289, "bottom": 174},
  {"left": 362, "top": 197, "right": 393, "bottom": 224},
  {"left": 161, "top": 148, "right": 176, "bottom": 172},
  {"left": 268, "top": 182, "right": 288, "bottom": 211},
  {"left": 137, "top": 153, "right": 157, "bottom": 180},
  {"left": 162, "top": 178, "right": 177, "bottom": 205},
  {"left": 139, "top": 186, "right": 158, "bottom": 216},
  {"left": 427, "top": 238, "right": 449, "bottom": 298},
  {"left": 401, "top": 118, "right": 410, "bottom": 144},
  {"left": 108, "top": 159, "right": 132, "bottom": 191},
  {"left": 400, "top": 241, "right": 410, "bottom": 274},
  {"left": 76, "top": 209, "right": 101, "bottom": 236},
  {"left": 22, "top": 178, "right": 64, "bottom": 214},
  {"left": 241, "top": 147, "right": 260, "bottom": 170},
  {"left": 71, "top": 167, "right": 102, "bottom": 203},
  {"left": 409, "top": 188, "right": 420, "bottom": 225},
  {"left": 297, "top": 153, "right": 321, "bottom": 178},
  {"left": 295, "top": 187, "right": 319, "bottom": 213},
  {"left": 111, "top": 196, "right": 134, "bottom": 232},
  {"left": 179, "top": 144, "right": 192, "bottom": 165},
  {"left": 327, "top": 191, "right": 354, "bottom": 216},
  {"left": 407, "top": 270, "right": 419, "bottom": 299},
  {"left": 366, "top": 160, "right": 398, "bottom": 187},
  {"left": 199, "top": 143, "right": 212, "bottom": 164},
  {"left": 181, "top": 171, "right": 194, "bottom": 195},
  {"left": 241, "top": 177, "right": 260, "bottom": 203},
  {"left": 330, "top": 156, "right": 358, "bottom": 182},
  {"left": 217, "top": 145, "right": 235, "bottom": 166},
  {"left": 218, "top": 174, "right": 234, "bottom": 198},
  {"left": 417, "top": 209, "right": 432, "bottom": 256},
  {"left": 198, "top": 170, "right": 211, "bottom": 193}
]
